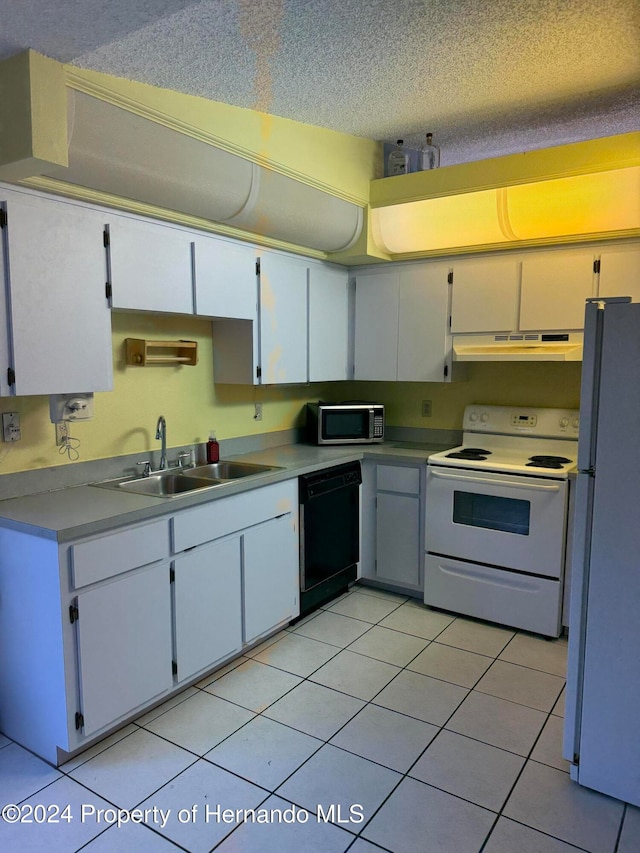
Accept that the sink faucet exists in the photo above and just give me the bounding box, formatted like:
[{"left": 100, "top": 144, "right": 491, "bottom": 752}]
[{"left": 155, "top": 415, "right": 167, "bottom": 470}]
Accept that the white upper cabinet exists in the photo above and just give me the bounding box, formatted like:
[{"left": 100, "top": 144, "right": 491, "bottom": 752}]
[
  {"left": 597, "top": 246, "right": 640, "bottom": 302},
  {"left": 354, "top": 263, "right": 452, "bottom": 382},
  {"left": 450, "top": 257, "right": 520, "bottom": 333},
  {"left": 308, "top": 264, "right": 350, "bottom": 382},
  {"left": 258, "top": 252, "right": 308, "bottom": 384},
  {"left": 1, "top": 189, "right": 113, "bottom": 396},
  {"left": 397, "top": 263, "right": 451, "bottom": 382},
  {"left": 106, "top": 214, "right": 194, "bottom": 314},
  {"left": 192, "top": 235, "right": 257, "bottom": 320},
  {"left": 520, "top": 248, "right": 597, "bottom": 330},
  {"left": 354, "top": 270, "right": 399, "bottom": 381}
]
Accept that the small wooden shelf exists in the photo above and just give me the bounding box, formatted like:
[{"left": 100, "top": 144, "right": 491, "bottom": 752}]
[{"left": 125, "top": 339, "right": 198, "bottom": 366}]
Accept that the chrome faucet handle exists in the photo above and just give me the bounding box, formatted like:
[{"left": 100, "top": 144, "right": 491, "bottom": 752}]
[
  {"left": 136, "top": 460, "right": 152, "bottom": 477},
  {"left": 175, "top": 453, "right": 191, "bottom": 468}
]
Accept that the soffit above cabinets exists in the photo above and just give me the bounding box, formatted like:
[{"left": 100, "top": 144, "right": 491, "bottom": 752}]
[
  {"left": 39, "top": 90, "right": 363, "bottom": 254},
  {"left": 370, "top": 133, "right": 640, "bottom": 258}
]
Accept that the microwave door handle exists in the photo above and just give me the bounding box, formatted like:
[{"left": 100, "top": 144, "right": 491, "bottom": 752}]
[
  {"left": 369, "top": 408, "right": 374, "bottom": 436},
  {"left": 429, "top": 469, "right": 562, "bottom": 492}
]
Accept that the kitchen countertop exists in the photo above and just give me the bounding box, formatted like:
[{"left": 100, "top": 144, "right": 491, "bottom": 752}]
[{"left": 0, "top": 441, "right": 452, "bottom": 542}]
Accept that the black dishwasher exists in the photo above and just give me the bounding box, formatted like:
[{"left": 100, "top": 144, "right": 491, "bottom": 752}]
[{"left": 298, "top": 460, "right": 361, "bottom": 617}]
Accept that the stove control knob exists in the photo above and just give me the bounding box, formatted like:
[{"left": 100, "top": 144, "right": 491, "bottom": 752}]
[
  {"left": 572, "top": 415, "right": 580, "bottom": 430},
  {"left": 559, "top": 416, "right": 569, "bottom": 428},
  {"left": 480, "top": 413, "right": 489, "bottom": 423},
  {"left": 469, "top": 411, "right": 479, "bottom": 422}
]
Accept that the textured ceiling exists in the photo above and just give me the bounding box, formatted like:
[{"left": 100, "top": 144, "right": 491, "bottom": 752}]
[{"left": 0, "top": 0, "right": 638, "bottom": 165}]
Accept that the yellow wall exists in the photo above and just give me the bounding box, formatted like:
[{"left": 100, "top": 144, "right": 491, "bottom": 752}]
[
  {"left": 0, "top": 313, "right": 330, "bottom": 475},
  {"left": 338, "top": 362, "right": 582, "bottom": 430},
  {"left": 0, "top": 317, "right": 582, "bottom": 476}
]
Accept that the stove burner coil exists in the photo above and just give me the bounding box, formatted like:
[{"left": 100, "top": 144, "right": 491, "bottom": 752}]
[{"left": 445, "top": 447, "right": 491, "bottom": 460}]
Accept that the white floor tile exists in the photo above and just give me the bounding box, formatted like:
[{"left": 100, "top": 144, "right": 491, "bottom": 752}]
[
  {"left": 409, "top": 729, "right": 525, "bottom": 812},
  {"left": 446, "top": 690, "right": 547, "bottom": 756},
  {"left": 552, "top": 686, "right": 566, "bottom": 718},
  {"left": 263, "top": 681, "right": 366, "bottom": 740},
  {"left": 81, "top": 821, "right": 182, "bottom": 852},
  {"left": 436, "top": 617, "right": 515, "bottom": 657},
  {"left": 348, "top": 839, "right": 388, "bottom": 853},
  {"left": 378, "top": 603, "right": 455, "bottom": 640},
  {"left": 215, "top": 794, "right": 355, "bottom": 852},
  {"left": 484, "top": 816, "right": 586, "bottom": 852},
  {"left": 619, "top": 805, "right": 640, "bottom": 853},
  {"left": 530, "top": 715, "right": 570, "bottom": 772},
  {"left": 134, "top": 687, "right": 199, "bottom": 726},
  {"left": 143, "top": 691, "right": 254, "bottom": 755},
  {"left": 362, "top": 775, "right": 495, "bottom": 852},
  {"left": 407, "top": 641, "right": 493, "bottom": 688},
  {"left": 290, "top": 611, "right": 372, "bottom": 647},
  {"left": 330, "top": 704, "right": 438, "bottom": 773},
  {"left": 205, "top": 716, "right": 322, "bottom": 789},
  {"left": 194, "top": 656, "right": 250, "bottom": 689},
  {"left": 499, "top": 633, "right": 568, "bottom": 677},
  {"left": 138, "top": 759, "right": 268, "bottom": 853},
  {"left": 476, "top": 660, "right": 565, "bottom": 712},
  {"left": 503, "top": 761, "right": 624, "bottom": 852},
  {"left": 353, "top": 584, "right": 410, "bottom": 604},
  {"left": 0, "top": 733, "right": 11, "bottom": 749},
  {"left": 276, "top": 743, "right": 400, "bottom": 828},
  {"left": 203, "top": 659, "right": 302, "bottom": 712},
  {"left": 61, "top": 724, "right": 139, "bottom": 774},
  {"left": 252, "top": 633, "right": 340, "bottom": 677},
  {"left": 0, "top": 775, "right": 114, "bottom": 853},
  {"left": 326, "top": 591, "right": 403, "bottom": 623},
  {"left": 244, "top": 630, "right": 290, "bottom": 658},
  {"left": 373, "top": 669, "right": 468, "bottom": 726},
  {"left": 0, "top": 742, "right": 61, "bottom": 806},
  {"left": 309, "top": 649, "right": 400, "bottom": 701},
  {"left": 68, "top": 728, "right": 195, "bottom": 810},
  {"left": 346, "top": 625, "right": 428, "bottom": 666}
]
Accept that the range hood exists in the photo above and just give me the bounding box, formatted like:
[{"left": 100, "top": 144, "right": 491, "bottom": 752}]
[{"left": 453, "top": 333, "right": 583, "bottom": 362}]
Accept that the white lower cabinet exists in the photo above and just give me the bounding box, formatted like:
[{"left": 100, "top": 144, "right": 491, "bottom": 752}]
[
  {"left": 361, "top": 460, "right": 425, "bottom": 594},
  {"left": 75, "top": 563, "right": 173, "bottom": 737},
  {"left": 243, "top": 515, "right": 299, "bottom": 644},
  {"left": 173, "top": 536, "right": 243, "bottom": 683},
  {"left": 0, "top": 479, "right": 298, "bottom": 764}
]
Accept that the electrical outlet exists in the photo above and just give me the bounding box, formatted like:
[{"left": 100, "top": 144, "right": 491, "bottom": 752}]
[
  {"left": 2, "top": 412, "right": 21, "bottom": 442},
  {"left": 55, "top": 422, "right": 69, "bottom": 446},
  {"left": 421, "top": 400, "right": 432, "bottom": 418},
  {"left": 254, "top": 403, "right": 263, "bottom": 421}
]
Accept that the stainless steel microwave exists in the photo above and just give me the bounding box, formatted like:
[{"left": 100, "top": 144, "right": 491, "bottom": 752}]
[{"left": 306, "top": 402, "right": 385, "bottom": 445}]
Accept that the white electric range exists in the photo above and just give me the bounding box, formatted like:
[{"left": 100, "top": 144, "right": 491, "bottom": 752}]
[{"left": 425, "top": 405, "right": 579, "bottom": 637}]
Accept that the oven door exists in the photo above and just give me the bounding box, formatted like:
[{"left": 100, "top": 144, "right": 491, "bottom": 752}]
[{"left": 426, "top": 465, "right": 568, "bottom": 577}]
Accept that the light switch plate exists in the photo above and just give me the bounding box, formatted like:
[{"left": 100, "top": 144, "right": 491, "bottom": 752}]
[{"left": 2, "top": 412, "right": 21, "bottom": 442}]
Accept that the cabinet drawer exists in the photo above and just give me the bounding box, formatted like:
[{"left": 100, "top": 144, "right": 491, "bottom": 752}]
[
  {"left": 172, "top": 480, "right": 297, "bottom": 552},
  {"left": 70, "top": 520, "right": 169, "bottom": 589},
  {"left": 377, "top": 464, "right": 421, "bottom": 495}
]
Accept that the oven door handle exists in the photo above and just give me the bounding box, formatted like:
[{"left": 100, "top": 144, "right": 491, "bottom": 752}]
[{"left": 428, "top": 469, "right": 563, "bottom": 492}]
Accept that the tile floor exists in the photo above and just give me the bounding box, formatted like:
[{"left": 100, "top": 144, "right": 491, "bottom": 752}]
[{"left": 1, "top": 584, "right": 639, "bottom": 852}]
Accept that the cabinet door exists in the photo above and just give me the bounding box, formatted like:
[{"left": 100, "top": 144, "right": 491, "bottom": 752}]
[
  {"left": 2, "top": 192, "right": 113, "bottom": 395},
  {"left": 173, "top": 537, "right": 242, "bottom": 682},
  {"left": 597, "top": 247, "right": 640, "bottom": 302},
  {"left": 243, "top": 514, "right": 299, "bottom": 645},
  {"left": 397, "top": 263, "right": 451, "bottom": 382},
  {"left": 193, "top": 235, "right": 257, "bottom": 319},
  {"left": 107, "top": 215, "right": 194, "bottom": 313},
  {"left": 259, "top": 253, "right": 308, "bottom": 384},
  {"left": 520, "top": 249, "right": 596, "bottom": 330},
  {"left": 450, "top": 257, "right": 519, "bottom": 333},
  {"left": 75, "top": 563, "right": 173, "bottom": 736},
  {"left": 354, "top": 271, "right": 399, "bottom": 380},
  {"left": 376, "top": 493, "right": 421, "bottom": 587},
  {"left": 308, "top": 264, "right": 350, "bottom": 382}
]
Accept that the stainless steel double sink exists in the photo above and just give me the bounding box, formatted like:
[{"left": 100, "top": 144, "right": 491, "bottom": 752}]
[{"left": 93, "top": 461, "right": 282, "bottom": 498}]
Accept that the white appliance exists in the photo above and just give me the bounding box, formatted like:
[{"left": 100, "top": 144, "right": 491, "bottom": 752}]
[
  {"left": 564, "top": 296, "right": 640, "bottom": 807},
  {"left": 425, "top": 405, "right": 579, "bottom": 637},
  {"left": 453, "top": 332, "right": 583, "bottom": 362}
]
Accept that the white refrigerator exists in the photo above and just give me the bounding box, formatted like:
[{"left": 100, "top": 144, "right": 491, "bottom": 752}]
[{"left": 564, "top": 296, "right": 640, "bottom": 807}]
